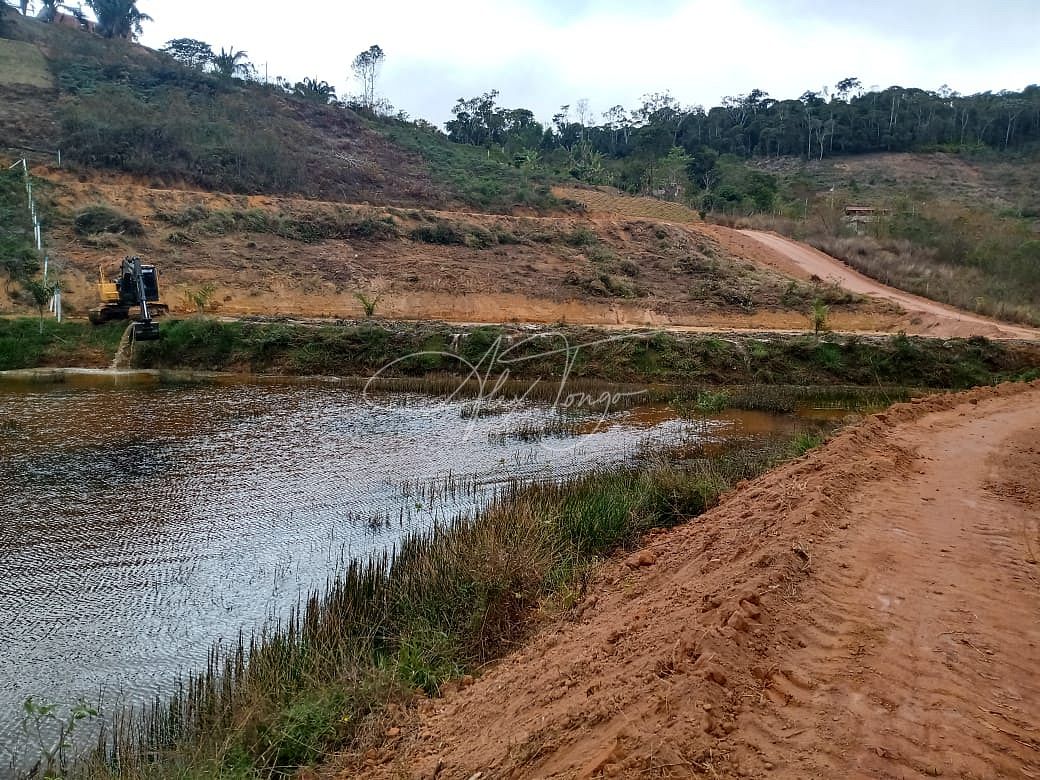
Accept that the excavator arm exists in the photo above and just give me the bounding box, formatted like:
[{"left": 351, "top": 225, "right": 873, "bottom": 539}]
[{"left": 125, "top": 257, "right": 160, "bottom": 341}]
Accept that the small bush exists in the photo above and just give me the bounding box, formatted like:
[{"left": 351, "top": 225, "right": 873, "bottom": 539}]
[
  {"left": 166, "top": 230, "right": 194, "bottom": 245},
  {"left": 154, "top": 204, "right": 210, "bottom": 226},
  {"left": 586, "top": 244, "right": 617, "bottom": 264},
  {"left": 791, "top": 432, "right": 825, "bottom": 455},
  {"left": 619, "top": 259, "right": 640, "bottom": 277},
  {"left": 410, "top": 222, "right": 465, "bottom": 245},
  {"left": 463, "top": 227, "right": 495, "bottom": 249},
  {"left": 495, "top": 230, "right": 521, "bottom": 245},
  {"left": 694, "top": 389, "right": 730, "bottom": 413},
  {"left": 74, "top": 205, "right": 143, "bottom": 236},
  {"left": 563, "top": 227, "right": 597, "bottom": 247}
]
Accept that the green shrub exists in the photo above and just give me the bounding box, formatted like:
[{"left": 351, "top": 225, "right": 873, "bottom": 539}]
[
  {"left": 791, "top": 432, "right": 825, "bottom": 455},
  {"left": 154, "top": 204, "right": 210, "bottom": 226},
  {"left": 409, "top": 222, "right": 465, "bottom": 245},
  {"left": 694, "top": 389, "right": 730, "bottom": 413},
  {"left": 393, "top": 628, "right": 463, "bottom": 695},
  {"left": 563, "top": 227, "right": 597, "bottom": 247},
  {"left": 73, "top": 204, "right": 143, "bottom": 236}
]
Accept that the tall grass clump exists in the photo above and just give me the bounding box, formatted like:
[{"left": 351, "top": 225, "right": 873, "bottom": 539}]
[
  {"left": 66, "top": 444, "right": 790, "bottom": 779},
  {"left": 0, "top": 170, "right": 41, "bottom": 282}
]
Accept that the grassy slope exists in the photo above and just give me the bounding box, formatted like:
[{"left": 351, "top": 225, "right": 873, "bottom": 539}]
[
  {"left": 740, "top": 151, "right": 1040, "bottom": 325},
  {"left": 0, "top": 14, "right": 561, "bottom": 212}
]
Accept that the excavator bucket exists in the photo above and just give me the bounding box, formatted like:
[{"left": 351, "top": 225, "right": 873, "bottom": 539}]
[{"left": 132, "top": 320, "right": 161, "bottom": 341}]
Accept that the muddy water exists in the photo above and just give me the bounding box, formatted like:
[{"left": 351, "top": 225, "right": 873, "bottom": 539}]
[{"left": 0, "top": 379, "right": 815, "bottom": 766}]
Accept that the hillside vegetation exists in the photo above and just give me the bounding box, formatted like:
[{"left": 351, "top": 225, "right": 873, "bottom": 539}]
[
  {"left": 1, "top": 9, "right": 1038, "bottom": 331},
  {"left": 0, "top": 14, "right": 556, "bottom": 212},
  {"left": 729, "top": 153, "right": 1040, "bottom": 325}
]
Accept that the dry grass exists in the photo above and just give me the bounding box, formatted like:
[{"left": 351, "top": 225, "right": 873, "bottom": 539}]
[
  {"left": 555, "top": 186, "right": 701, "bottom": 224},
  {"left": 0, "top": 39, "right": 54, "bottom": 88},
  {"left": 808, "top": 233, "right": 1039, "bottom": 326},
  {"left": 732, "top": 206, "right": 1040, "bottom": 327}
]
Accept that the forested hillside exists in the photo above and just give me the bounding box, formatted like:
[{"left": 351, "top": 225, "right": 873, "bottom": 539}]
[{"left": 442, "top": 83, "right": 1040, "bottom": 200}]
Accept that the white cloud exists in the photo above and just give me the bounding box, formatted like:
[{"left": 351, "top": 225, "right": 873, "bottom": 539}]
[{"left": 138, "top": 0, "right": 1039, "bottom": 126}]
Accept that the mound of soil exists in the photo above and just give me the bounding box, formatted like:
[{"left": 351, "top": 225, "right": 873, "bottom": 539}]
[{"left": 335, "top": 380, "right": 1040, "bottom": 779}]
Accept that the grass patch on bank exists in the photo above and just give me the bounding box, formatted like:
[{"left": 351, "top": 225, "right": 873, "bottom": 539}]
[
  {"left": 128, "top": 319, "right": 1039, "bottom": 390},
  {"left": 68, "top": 440, "right": 796, "bottom": 779},
  {"left": 0, "top": 169, "right": 40, "bottom": 282},
  {"left": 0, "top": 319, "right": 125, "bottom": 370}
]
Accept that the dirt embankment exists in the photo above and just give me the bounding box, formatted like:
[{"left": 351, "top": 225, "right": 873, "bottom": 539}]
[
  {"left": 3, "top": 172, "right": 904, "bottom": 333},
  {"left": 334, "top": 380, "right": 1040, "bottom": 779}
]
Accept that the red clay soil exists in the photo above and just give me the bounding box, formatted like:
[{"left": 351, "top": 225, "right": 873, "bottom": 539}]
[{"left": 336, "top": 381, "right": 1040, "bottom": 779}]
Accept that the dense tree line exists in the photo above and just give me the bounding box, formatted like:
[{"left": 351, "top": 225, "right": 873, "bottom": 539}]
[{"left": 444, "top": 81, "right": 1040, "bottom": 186}]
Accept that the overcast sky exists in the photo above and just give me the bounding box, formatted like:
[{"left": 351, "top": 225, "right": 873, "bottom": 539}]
[{"left": 136, "top": 0, "right": 1039, "bottom": 126}]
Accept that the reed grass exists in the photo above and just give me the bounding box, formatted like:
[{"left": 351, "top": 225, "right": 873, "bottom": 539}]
[
  {"left": 671, "top": 384, "right": 915, "bottom": 415},
  {"left": 64, "top": 440, "right": 799, "bottom": 779}
]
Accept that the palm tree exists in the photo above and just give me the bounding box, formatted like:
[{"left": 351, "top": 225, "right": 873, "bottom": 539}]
[
  {"left": 293, "top": 77, "right": 337, "bottom": 104},
  {"left": 211, "top": 47, "right": 250, "bottom": 79},
  {"left": 85, "top": 0, "right": 151, "bottom": 39},
  {"left": 37, "top": 0, "right": 59, "bottom": 22}
]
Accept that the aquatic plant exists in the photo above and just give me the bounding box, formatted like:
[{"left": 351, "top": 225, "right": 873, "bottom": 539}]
[{"left": 67, "top": 440, "right": 801, "bottom": 779}]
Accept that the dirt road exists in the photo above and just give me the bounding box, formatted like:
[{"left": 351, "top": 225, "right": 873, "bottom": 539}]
[
  {"left": 345, "top": 381, "right": 1040, "bottom": 779},
  {"left": 740, "top": 230, "right": 1040, "bottom": 340}
]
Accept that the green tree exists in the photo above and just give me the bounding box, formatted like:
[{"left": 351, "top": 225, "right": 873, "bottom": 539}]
[
  {"left": 569, "top": 140, "right": 608, "bottom": 184},
  {"left": 211, "top": 47, "right": 250, "bottom": 79},
  {"left": 23, "top": 277, "right": 54, "bottom": 333},
  {"left": 653, "top": 145, "right": 691, "bottom": 197},
  {"left": 293, "top": 77, "right": 337, "bottom": 104},
  {"left": 161, "top": 38, "right": 214, "bottom": 69},
  {"left": 351, "top": 44, "right": 384, "bottom": 110},
  {"left": 811, "top": 300, "right": 829, "bottom": 335},
  {"left": 85, "top": 0, "right": 151, "bottom": 39}
]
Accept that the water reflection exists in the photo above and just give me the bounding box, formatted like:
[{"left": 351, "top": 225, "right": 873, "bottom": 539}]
[{"left": 0, "top": 380, "right": 743, "bottom": 765}]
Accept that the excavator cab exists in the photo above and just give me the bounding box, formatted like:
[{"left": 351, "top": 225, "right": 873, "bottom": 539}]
[{"left": 89, "top": 256, "right": 167, "bottom": 340}]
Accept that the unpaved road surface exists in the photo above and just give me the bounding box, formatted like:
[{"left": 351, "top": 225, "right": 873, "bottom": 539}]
[
  {"left": 740, "top": 230, "right": 1040, "bottom": 340},
  {"left": 343, "top": 381, "right": 1040, "bottom": 779}
]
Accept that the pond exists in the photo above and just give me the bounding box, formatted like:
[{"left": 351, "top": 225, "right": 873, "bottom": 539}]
[{"left": 0, "top": 375, "right": 823, "bottom": 769}]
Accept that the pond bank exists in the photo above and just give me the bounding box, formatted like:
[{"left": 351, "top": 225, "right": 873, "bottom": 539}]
[{"left": 3, "top": 316, "right": 1038, "bottom": 388}]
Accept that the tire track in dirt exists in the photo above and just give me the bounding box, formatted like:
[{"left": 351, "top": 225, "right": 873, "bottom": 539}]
[
  {"left": 336, "top": 381, "right": 1040, "bottom": 779},
  {"left": 737, "top": 401, "right": 1040, "bottom": 778}
]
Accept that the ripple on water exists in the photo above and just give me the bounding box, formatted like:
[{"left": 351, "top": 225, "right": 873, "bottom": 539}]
[{"left": 0, "top": 381, "right": 738, "bottom": 764}]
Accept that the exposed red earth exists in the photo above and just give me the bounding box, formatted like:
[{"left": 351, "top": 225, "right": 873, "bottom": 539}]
[{"left": 333, "top": 381, "right": 1040, "bottom": 779}]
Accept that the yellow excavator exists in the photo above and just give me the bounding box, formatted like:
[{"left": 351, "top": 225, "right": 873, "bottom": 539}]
[{"left": 88, "top": 256, "right": 168, "bottom": 340}]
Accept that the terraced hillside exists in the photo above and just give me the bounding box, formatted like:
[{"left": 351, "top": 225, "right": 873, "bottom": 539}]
[
  {"left": 1, "top": 167, "right": 903, "bottom": 329},
  {"left": 556, "top": 186, "right": 702, "bottom": 224}
]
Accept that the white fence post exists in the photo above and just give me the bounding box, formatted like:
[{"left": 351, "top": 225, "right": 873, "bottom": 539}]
[{"left": 10, "top": 157, "right": 62, "bottom": 320}]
